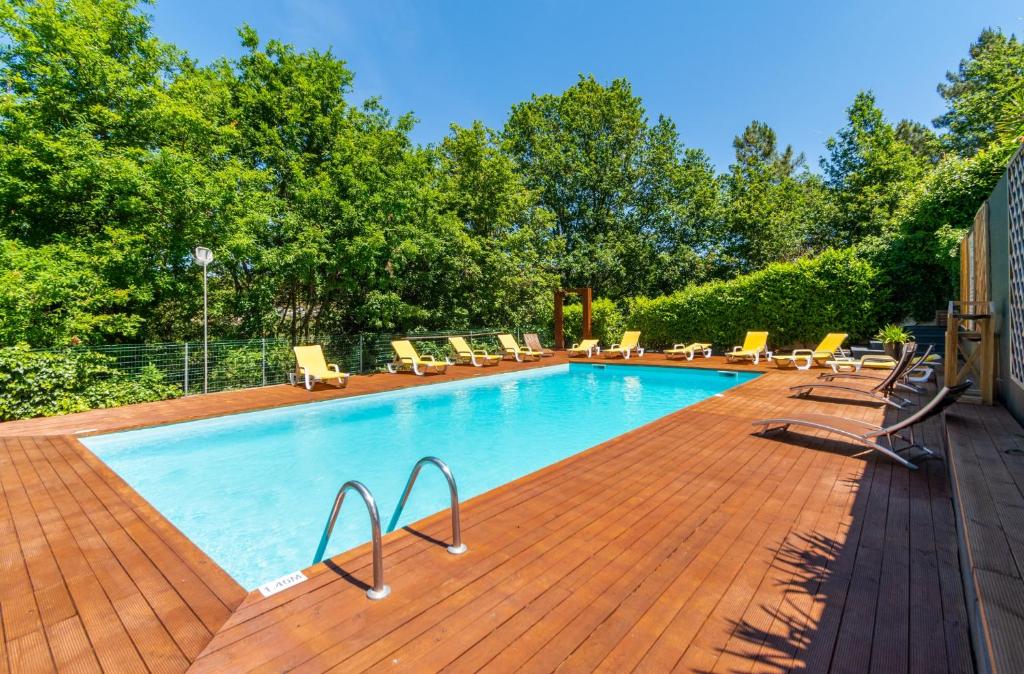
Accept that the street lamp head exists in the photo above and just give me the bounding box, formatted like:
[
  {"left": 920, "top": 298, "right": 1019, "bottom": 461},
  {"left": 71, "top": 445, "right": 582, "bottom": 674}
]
[{"left": 194, "top": 246, "right": 214, "bottom": 266}]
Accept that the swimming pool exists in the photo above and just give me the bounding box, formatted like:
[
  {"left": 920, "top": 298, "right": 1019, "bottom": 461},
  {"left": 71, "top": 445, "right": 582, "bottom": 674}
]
[{"left": 83, "top": 363, "right": 758, "bottom": 589}]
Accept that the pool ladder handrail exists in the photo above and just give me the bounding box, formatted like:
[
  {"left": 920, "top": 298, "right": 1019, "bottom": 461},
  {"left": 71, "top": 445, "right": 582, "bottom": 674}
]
[
  {"left": 387, "top": 456, "right": 467, "bottom": 555},
  {"left": 312, "top": 480, "right": 391, "bottom": 600}
]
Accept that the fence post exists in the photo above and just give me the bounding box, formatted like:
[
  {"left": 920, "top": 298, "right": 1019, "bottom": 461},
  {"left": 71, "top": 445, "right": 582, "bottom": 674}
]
[
  {"left": 261, "top": 338, "right": 267, "bottom": 387},
  {"left": 183, "top": 342, "right": 190, "bottom": 396},
  {"left": 359, "top": 334, "right": 364, "bottom": 373}
]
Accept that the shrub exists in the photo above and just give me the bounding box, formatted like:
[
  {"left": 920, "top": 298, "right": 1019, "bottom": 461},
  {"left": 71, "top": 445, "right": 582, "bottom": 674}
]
[
  {"left": 626, "top": 248, "right": 888, "bottom": 351},
  {"left": 559, "top": 298, "right": 627, "bottom": 347},
  {"left": 0, "top": 345, "right": 181, "bottom": 421}
]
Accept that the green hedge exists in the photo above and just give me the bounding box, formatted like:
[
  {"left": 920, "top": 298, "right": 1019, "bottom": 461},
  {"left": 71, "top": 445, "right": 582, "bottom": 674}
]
[
  {"left": 558, "top": 298, "right": 627, "bottom": 347},
  {"left": 0, "top": 345, "right": 181, "bottom": 421},
  {"left": 626, "top": 248, "right": 888, "bottom": 351}
]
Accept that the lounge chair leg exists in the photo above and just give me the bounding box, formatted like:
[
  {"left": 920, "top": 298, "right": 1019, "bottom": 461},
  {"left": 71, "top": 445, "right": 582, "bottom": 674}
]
[
  {"left": 868, "top": 440, "right": 918, "bottom": 469},
  {"left": 305, "top": 373, "right": 313, "bottom": 391}
]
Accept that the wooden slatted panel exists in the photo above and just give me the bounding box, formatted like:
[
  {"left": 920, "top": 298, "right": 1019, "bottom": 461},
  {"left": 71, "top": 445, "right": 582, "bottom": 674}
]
[
  {"left": 961, "top": 234, "right": 972, "bottom": 306},
  {"left": 975, "top": 202, "right": 990, "bottom": 305}
]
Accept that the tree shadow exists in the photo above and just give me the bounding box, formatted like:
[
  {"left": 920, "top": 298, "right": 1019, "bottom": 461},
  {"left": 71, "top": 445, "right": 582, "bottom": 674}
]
[{"left": 701, "top": 397, "right": 965, "bottom": 673}]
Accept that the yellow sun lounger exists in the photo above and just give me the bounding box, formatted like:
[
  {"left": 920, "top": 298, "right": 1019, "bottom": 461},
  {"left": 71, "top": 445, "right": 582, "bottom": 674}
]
[
  {"left": 293, "top": 345, "right": 350, "bottom": 390},
  {"left": 448, "top": 336, "right": 501, "bottom": 367},
  {"left": 772, "top": 333, "right": 848, "bottom": 370},
  {"left": 567, "top": 339, "right": 601, "bottom": 358},
  {"left": 664, "top": 343, "right": 713, "bottom": 360},
  {"left": 603, "top": 331, "right": 644, "bottom": 359},
  {"left": 498, "top": 333, "right": 541, "bottom": 361},
  {"left": 725, "top": 331, "right": 769, "bottom": 364},
  {"left": 387, "top": 340, "right": 448, "bottom": 376}
]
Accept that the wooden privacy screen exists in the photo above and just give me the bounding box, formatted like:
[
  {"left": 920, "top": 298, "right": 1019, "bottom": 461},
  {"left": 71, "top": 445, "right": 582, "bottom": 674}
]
[
  {"left": 960, "top": 203, "right": 990, "bottom": 307},
  {"left": 948, "top": 201, "right": 995, "bottom": 403}
]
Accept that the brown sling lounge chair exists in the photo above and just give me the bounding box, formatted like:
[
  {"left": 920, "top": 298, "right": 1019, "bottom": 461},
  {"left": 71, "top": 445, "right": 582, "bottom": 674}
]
[
  {"left": 523, "top": 333, "right": 554, "bottom": 357},
  {"left": 752, "top": 381, "right": 971, "bottom": 469},
  {"left": 789, "top": 342, "right": 919, "bottom": 408}
]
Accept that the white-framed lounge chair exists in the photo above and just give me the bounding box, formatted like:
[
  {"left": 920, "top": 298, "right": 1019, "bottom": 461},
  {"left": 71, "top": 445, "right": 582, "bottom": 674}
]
[
  {"left": 567, "top": 339, "right": 600, "bottom": 358},
  {"left": 293, "top": 345, "right": 350, "bottom": 391},
  {"left": 820, "top": 345, "right": 937, "bottom": 391},
  {"left": 664, "top": 343, "right": 713, "bottom": 360},
  {"left": 772, "top": 333, "right": 848, "bottom": 370},
  {"left": 790, "top": 343, "right": 918, "bottom": 408},
  {"left": 448, "top": 336, "right": 501, "bottom": 367},
  {"left": 603, "top": 331, "right": 644, "bottom": 359},
  {"left": 753, "top": 380, "right": 971, "bottom": 469},
  {"left": 523, "top": 333, "right": 554, "bottom": 357},
  {"left": 497, "top": 333, "right": 541, "bottom": 361},
  {"left": 725, "top": 331, "right": 769, "bottom": 365},
  {"left": 826, "top": 348, "right": 941, "bottom": 374},
  {"left": 387, "top": 340, "right": 449, "bottom": 376}
]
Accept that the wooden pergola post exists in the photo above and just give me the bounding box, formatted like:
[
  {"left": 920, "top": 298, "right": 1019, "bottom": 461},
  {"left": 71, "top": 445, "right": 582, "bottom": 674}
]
[
  {"left": 552, "top": 287, "right": 592, "bottom": 350},
  {"left": 553, "top": 290, "right": 565, "bottom": 349},
  {"left": 580, "top": 287, "right": 592, "bottom": 340}
]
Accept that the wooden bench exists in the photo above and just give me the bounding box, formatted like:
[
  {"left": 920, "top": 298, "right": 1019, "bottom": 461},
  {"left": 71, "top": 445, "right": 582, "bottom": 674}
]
[{"left": 945, "top": 404, "right": 1024, "bottom": 674}]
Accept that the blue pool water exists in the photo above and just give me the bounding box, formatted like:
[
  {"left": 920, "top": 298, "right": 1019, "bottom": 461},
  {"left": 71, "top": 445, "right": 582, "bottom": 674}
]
[{"left": 83, "top": 363, "right": 758, "bottom": 589}]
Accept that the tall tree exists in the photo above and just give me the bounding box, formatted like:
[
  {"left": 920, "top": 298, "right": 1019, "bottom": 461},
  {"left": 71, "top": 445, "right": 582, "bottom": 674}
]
[
  {"left": 502, "top": 75, "right": 717, "bottom": 297},
  {"left": 821, "top": 91, "right": 928, "bottom": 244},
  {"left": 934, "top": 28, "right": 1024, "bottom": 155},
  {"left": 721, "top": 120, "right": 828, "bottom": 272}
]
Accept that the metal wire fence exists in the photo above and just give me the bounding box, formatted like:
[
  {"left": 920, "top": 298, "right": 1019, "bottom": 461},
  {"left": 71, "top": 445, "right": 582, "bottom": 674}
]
[{"left": 17, "top": 327, "right": 553, "bottom": 397}]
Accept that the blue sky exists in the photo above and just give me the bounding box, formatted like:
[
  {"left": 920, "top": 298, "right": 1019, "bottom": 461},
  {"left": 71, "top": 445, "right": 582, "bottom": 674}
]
[{"left": 149, "top": 0, "right": 1022, "bottom": 171}]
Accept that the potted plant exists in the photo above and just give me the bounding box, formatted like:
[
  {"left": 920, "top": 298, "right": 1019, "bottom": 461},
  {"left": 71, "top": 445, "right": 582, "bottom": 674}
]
[{"left": 875, "top": 324, "right": 911, "bottom": 358}]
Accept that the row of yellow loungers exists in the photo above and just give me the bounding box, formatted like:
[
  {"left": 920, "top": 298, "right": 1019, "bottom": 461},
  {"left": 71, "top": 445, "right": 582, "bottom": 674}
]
[
  {"left": 389, "top": 334, "right": 556, "bottom": 376},
  {"left": 566, "top": 331, "right": 646, "bottom": 359}
]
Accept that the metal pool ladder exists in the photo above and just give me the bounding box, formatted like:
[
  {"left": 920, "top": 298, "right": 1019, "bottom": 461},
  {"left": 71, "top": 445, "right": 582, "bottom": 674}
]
[
  {"left": 388, "top": 456, "right": 467, "bottom": 555},
  {"left": 312, "top": 480, "right": 391, "bottom": 600}
]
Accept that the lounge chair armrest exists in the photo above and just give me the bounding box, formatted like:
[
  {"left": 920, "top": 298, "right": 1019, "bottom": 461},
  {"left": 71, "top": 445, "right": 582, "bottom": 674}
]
[
  {"left": 731, "top": 346, "right": 743, "bottom": 352},
  {"left": 328, "top": 363, "right": 343, "bottom": 372},
  {"left": 609, "top": 343, "right": 621, "bottom": 350},
  {"left": 789, "top": 349, "right": 814, "bottom": 357},
  {"left": 472, "top": 349, "right": 490, "bottom": 356},
  {"left": 420, "top": 354, "right": 437, "bottom": 362},
  {"left": 672, "top": 343, "right": 687, "bottom": 349}
]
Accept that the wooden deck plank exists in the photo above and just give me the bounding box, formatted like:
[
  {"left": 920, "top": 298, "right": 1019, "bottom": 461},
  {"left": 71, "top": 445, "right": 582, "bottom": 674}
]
[
  {"left": 946, "top": 402, "right": 1024, "bottom": 674},
  {"left": 0, "top": 353, "right": 985, "bottom": 672}
]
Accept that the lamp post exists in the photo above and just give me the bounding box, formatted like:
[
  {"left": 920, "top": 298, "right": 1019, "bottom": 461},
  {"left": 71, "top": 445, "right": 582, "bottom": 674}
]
[{"left": 194, "top": 246, "right": 214, "bottom": 394}]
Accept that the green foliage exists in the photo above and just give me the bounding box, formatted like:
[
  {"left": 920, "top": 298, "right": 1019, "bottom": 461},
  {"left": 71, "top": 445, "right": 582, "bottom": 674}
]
[
  {"left": 721, "top": 121, "right": 834, "bottom": 273},
  {"left": 864, "top": 138, "right": 1019, "bottom": 320},
  {"left": 626, "top": 249, "right": 886, "bottom": 350},
  {"left": 935, "top": 29, "right": 1024, "bottom": 155},
  {"left": 502, "top": 75, "right": 721, "bottom": 297},
  {"left": 0, "top": 5, "right": 1018, "bottom": 362},
  {"left": 821, "top": 92, "right": 929, "bottom": 243},
  {"left": 0, "top": 345, "right": 180, "bottom": 420},
  {"left": 875, "top": 324, "right": 911, "bottom": 344},
  {"left": 556, "top": 298, "right": 627, "bottom": 347},
  {"left": 0, "top": 238, "right": 144, "bottom": 345}
]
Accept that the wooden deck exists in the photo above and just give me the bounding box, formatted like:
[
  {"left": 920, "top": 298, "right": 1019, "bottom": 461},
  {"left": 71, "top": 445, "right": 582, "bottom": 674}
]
[
  {"left": 945, "top": 405, "right": 1024, "bottom": 674},
  {"left": 0, "top": 354, "right": 978, "bottom": 672}
]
